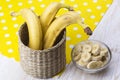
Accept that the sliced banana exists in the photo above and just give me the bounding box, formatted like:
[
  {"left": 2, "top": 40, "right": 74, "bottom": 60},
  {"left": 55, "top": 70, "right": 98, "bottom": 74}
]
[
  {"left": 74, "top": 53, "right": 81, "bottom": 61},
  {"left": 77, "top": 59, "right": 88, "bottom": 67},
  {"left": 100, "top": 47, "right": 108, "bottom": 57},
  {"left": 87, "top": 61, "right": 103, "bottom": 69},
  {"left": 92, "top": 43, "right": 100, "bottom": 56},
  {"left": 81, "top": 52, "right": 91, "bottom": 62},
  {"left": 83, "top": 44, "right": 92, "bottom": 52},
  {"left": 73, "top": 44, "right": 82, "bottom": 56},
  {"left": 92, "top": 55, "right": 102, "bottom": 61},
  {"left": 73, "top": 41, "right": 109, "bottom": 69}
]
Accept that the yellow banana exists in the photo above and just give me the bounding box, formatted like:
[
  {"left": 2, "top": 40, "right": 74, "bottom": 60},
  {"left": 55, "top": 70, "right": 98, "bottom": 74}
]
[
  {"left": 44, "top": 11, "right": 92, "bottom": 49},
  {"left": 40, "top": 2, "right": 73, "bottom": 36},
  {"left": 11, "top": 8, "right": 43, "bottom": 50}
]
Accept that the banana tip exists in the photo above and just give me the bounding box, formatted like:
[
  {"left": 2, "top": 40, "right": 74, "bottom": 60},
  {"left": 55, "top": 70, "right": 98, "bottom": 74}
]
[{"left": 84, "top": 27, "right": 92, "bottom": 35}]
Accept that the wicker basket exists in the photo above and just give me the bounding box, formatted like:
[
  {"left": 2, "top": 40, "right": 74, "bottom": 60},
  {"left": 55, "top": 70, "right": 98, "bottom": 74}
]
[{"left": 18, "top": 23, "right": 66, "bottom": 79}]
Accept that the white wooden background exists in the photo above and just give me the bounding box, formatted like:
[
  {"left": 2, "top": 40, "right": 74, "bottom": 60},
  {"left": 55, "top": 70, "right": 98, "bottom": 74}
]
[{"left": 0, "top": 0, "right": 120, "bottom": 80}]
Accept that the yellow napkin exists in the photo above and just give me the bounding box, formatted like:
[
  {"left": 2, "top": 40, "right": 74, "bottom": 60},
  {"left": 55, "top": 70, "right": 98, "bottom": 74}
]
[{"left": 0, "top": 0, "right": 112, "bottom": 63}]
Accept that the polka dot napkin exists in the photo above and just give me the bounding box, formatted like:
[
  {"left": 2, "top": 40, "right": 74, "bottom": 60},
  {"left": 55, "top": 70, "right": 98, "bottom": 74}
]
[{"left": 0, "top": 0, "right": 112, "bottom": 63}]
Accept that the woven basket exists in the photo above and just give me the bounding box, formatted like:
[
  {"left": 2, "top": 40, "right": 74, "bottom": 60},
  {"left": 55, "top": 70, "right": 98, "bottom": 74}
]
[{"left": 18, "top": 23, "right": 66, "bottom": 79}]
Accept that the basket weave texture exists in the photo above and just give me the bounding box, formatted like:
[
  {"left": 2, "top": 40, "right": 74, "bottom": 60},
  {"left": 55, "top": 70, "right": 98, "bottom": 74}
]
[{"left": 18, "top": 23, "right": 66, "bottom": 79}]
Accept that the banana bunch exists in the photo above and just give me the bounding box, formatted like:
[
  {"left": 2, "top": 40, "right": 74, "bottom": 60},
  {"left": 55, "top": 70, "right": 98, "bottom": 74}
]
[
  {"left": 11, "top": 2, "right": 92, "bottom": 50},
  {"left": 73, "top": 41, "right": 109, "bottom": 69}
]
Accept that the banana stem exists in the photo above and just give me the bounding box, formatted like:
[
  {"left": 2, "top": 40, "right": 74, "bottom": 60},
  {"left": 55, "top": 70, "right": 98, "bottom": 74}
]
[{"left": 11, "top": 11, "right": 21, "bottom": 17}]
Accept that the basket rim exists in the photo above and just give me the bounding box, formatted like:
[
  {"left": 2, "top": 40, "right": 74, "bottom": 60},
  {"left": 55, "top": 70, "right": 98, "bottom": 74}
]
[{"left": 18, "top": 23, "right": 66, "bottom": 52}]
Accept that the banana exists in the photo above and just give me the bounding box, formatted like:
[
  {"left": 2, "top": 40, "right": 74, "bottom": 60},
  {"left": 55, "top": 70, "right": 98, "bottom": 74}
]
[
  {"left": 81, "top": 52, "right": 91, "bottom": 62},
  {"left": 74, "top": 53, "right": 81, "bottom": 61},
  {"left": 87, "top": 61, "right": 103, "bottom": 69},
  {"left": 11, "top": 8, "right": 43, "bottom": 50},
  {"left": 100, "top": 47, "right": 108, "bottom": 57},
  {"left": 83, "top": 44, "right": 92, "bottom": 52},
  {"left": 77, "top": 59, "right": 88, "bottom": 67},
  {"left": 44, "top": 11, "right": 92, "bottom": 49},
  {"left": 92, "top": 55, "right": 102, "bottom": 61},
  {"left": 91, "top": 44, "right": 100, "bottom": 56},
  {"left": 40, "top": 2, "right": 74, "bottom": 36}
]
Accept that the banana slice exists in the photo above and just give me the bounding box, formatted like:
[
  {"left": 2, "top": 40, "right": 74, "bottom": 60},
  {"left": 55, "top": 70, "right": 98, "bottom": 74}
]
[
  {"left": 92, "top": 44, "right": 100, "bottom": 56},
  {"left": 92, "top": 55, "right": 102, "bottom": 61},
  {"left": 81, "top": 52, "right": 91, "bottom": 62},
  {"left": 77, "top": 59, "right": 88, "bottom": 67},
  {"left": 74, "top": 53, "right": 81, "bottom": 61},
  {"left": 87, "top": 61, "right": 103, "bottom": 69},
  {"left": 83, "top": 44, "right": 92, "bottom": 52},
  {"left": 100, "top": 47, "right": 108, "bottom": 57},
  {"left": 73, "top": 44, "right": 82, "bottom": 56}
]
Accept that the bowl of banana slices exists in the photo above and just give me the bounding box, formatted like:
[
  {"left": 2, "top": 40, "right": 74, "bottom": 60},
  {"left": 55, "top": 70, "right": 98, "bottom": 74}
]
[{"left": 71, "top": 40, "right": 112, "bottom": 73}]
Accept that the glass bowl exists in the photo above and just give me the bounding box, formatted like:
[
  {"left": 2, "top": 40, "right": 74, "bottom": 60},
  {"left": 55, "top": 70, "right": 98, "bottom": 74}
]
[{"left": 71, "top": 40, "right": 112, "bottom": 73}]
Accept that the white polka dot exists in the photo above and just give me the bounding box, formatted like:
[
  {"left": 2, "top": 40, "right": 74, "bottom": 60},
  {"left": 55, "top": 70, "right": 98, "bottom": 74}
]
[
  {"left": 6, "top": 41, "right": 12, "bottom": 45},
  {"left": 76, "top": 34, "right": 81, "bottom": 38},
  {"left": 70, "top": 0, "right": 75, "bottom": 2},
  {"left": 16, "top": 32, "right": 18, "bottom": 35},
  {"left": 1, "top": 19, "right": 6, "bottom": 23},
  {"left": 106, "top": 4, "right": 110, "bottom": 7},
  {"left": 96, "top": 6, "right": 102, "bottom": 10},
  {"left": 82, "top": 18, "right": 85, "bottom": 21},
  {"left": 14, "top": 24, "right": 19, "bottom": 28},
  {"left": 28, "top": 0, "right": 32, "bottom": 4},
  {"left": 4, "top": 34, "right": 10, "bottom": 38},
  {"left": 38, "top": 0, "right": 42, "bottom": 2},
  {"left": 94, "top": 22, "right": 99, "bottom": 25},
  {"left": 40, "top": 4, "right": 45, "bottom": 8},
  {"left": 66, "top": 37, "right": 71, "bottom": 40},
  {"left": 90, "top": 15, "right": 95, "bottom": 19},
  {"left": 101, "top": 13, "right": 104, "bottom": 16},
  {"left": 18, "top": 2, "right": 23, "bottom": 6},
  {"left": 30, "top": 6, "right": 35, "bottom": 10},
  {"left": 73, "top": 4, "right": 78, "bottom": 8},
  {"left": 93, "top": 0, "right": 98, "bottom": 3},
  {"left": 69, "top": 44, "right": 74, "bottom": 49},
  {"left": 0, "top": 6, "right": 2, "bottom": 10},
  {"left": 87, "top": 9, "right": 92, "bottom": 12},
  {"left": 8, "top": 4, "right": 13, "bottom": 8},
  {"left": 12, "top": 17, "right": 16, "bottom": 21},
  {"left": 73, "top": 27, "right": 78, "bottom": 30},
  {"left": 60, "top": 0, "right": 64, "bottom": 3},
  {"left": 77, "top": 11, "right": 81, "bottom": 14},
  {"left": 3, "top": 26, "right": 8, "bottom": 30},
  {"left": 6, "top": 0, "right": 10, "bottom": 2},
  {"left": 8, "top": 49, "right": 13, "bottom": 53},
  {"left": 0, "top": 12, "right": 4, "bottom": 16},
  {"left": 83, "top": 2, "right": 88, "bottom": 6}
]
